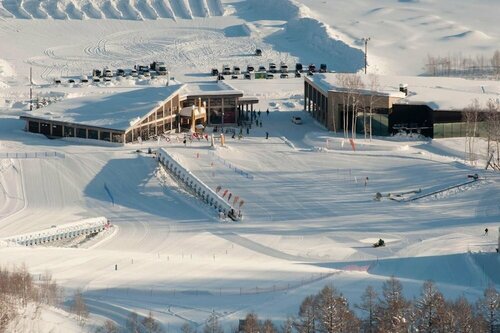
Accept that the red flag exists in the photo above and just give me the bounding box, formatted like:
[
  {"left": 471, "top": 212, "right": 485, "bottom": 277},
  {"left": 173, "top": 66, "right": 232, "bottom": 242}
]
[
  {"left": 349, "top": 138, "right": 356, "bottom": 151},
  {"left": 222, "top": 189, "right": 228, "bottom": 198}
]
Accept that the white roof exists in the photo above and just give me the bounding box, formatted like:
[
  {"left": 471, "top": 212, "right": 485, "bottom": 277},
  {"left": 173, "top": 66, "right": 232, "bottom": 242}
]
[
  {"left": 181, "top": 81, "right": 243, "bottom": 97},
  {"left": 307, "top": 74, "right": 500, "bottom": 111},
  {"left": 22, "top": 85, "right": 185, "bottom": 131}
]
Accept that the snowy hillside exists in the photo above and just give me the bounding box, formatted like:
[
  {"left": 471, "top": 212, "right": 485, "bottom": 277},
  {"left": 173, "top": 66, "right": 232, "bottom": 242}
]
[
  {"left": 0, "top": 0, "right": 499, "bottom": 331},
  {"left": 0, "top": 0, "right": 224, "bottom": 20}
]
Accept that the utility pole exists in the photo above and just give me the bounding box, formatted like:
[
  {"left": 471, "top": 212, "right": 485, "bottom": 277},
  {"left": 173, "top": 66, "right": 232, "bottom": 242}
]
[{"left": 362, "top": 37, "right": 371, "bottom": 74}]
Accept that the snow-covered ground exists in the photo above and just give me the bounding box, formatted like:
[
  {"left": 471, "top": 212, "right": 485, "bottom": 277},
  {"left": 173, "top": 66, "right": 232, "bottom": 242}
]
[{"left": 0, "top": 0, "right": 499, "bottom": 331}]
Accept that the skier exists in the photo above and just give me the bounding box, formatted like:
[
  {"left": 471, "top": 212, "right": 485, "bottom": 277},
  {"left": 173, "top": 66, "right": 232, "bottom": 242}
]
[
  {"left": 246, "top": 127, "right": 249, "bottom": 135},
  {"left": 183, "top": 139, "right": 187, "bottom": 146},
  {"left": 258, "top": 110, "right": 261, "bottom": 118},
  {"left": 266, "top": 109, "right": 269, "bottom": 116},
  {"left": 265, "top": 132, "right": 269, "bottom": 139},
  {"left": 259, "top": 121, "right": 262, "bottom": 127},
  {"left": 484, "top": 228, "right": 488, "bottom": 235}
]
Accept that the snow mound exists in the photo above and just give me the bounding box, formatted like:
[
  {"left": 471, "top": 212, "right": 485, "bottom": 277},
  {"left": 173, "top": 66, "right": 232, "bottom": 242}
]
[{"left": 0, "top": 0, "right": 223, "bottom": 19}]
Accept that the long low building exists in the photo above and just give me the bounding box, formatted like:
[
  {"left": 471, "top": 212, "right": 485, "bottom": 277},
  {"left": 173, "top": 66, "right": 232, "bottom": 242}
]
[
  {"left": 305, "top": 74, "right": 500, "bottom": 138},
  {"left": 20, "top": 82, "right": 258, "bottom": 144}
]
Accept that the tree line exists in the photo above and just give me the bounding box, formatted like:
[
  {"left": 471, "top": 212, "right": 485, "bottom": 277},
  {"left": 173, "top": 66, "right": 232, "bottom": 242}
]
[
  {"left": 0, "top": 265, "right": 61, "bottom": 332},
  {"left": 425, "top": 50, "right": 500, "bottom": 78},
  {"left": 97, "top": 277, "right": 498, "bottom": 333},
  {"left": 462, "top": 99, "right": 500, "bottom": 168}
]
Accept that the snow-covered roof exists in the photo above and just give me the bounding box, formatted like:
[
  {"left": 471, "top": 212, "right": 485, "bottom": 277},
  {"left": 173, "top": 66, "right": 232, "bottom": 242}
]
[
  {"left": 22, "top": 85, "right": 185, "bottom": 131},
  {"left": 307, "top": 74, "right": 500, "bottom": 111},
  {"left": 181, "top": 81, "right": 243, "bottom": 97}
]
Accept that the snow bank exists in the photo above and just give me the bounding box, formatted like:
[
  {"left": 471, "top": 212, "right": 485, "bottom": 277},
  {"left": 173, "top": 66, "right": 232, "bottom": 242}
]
[
  {"left": 248, "top": 0, "right": 364, "bottom": 72},
  {"left": 0, "top": 0, "right": 223, "bottom": 19}
]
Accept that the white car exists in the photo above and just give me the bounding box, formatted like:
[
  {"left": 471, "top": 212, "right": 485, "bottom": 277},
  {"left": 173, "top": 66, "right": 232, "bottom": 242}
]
[{"left": 291, "top": 116, "right": 303, "bottom": 124}]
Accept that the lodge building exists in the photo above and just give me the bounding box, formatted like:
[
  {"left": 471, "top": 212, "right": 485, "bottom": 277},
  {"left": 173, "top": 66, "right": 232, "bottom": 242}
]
[
  {"left": 305, "top": 74, "right": 499, "bottom": 138},
  {"left": 20, "top": 82, "right": 258, "bottom": 144}
]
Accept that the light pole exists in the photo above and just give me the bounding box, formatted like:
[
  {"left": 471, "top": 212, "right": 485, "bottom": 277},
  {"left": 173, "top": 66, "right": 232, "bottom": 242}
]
[{"left": 362, "top": 37, "right": 371, "bottom": 74}]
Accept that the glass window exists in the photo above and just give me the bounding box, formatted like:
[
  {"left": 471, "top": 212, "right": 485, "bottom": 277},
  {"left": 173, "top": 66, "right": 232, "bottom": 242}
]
[
  {"left": 210, "top": 98, "right": 222, "bottom": 107},
  {"left": 76, "top": 128, "right": 86, "bottom": 138},
  {"left": 28, "top": 121, "right": 39, "bottom": 133},
  {"left": 223, "top": 98, "right": 236, "bottom": 107},
  {"left": 112, "top": 133, "right": 123, "bottom": 143},
  {"left": 63, "top": 126, "right": 74, "bottom": 137},
  {"left": 88, "top": 129, "right": 98, "bottom": 140},
  {"left": 100, "top": 131, "right": 110, "bottom": 141}
]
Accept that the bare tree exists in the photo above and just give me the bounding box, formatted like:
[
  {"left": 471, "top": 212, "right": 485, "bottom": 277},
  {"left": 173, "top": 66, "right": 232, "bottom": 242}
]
[
  {"left": 315, "top": 285, "right": 359, "bottom": 333},
  {"left": 261, "top": 319, "right": 277, "bottom": 333},
  {"left": 181, "top": 322, "right": 197, "bottom": 333},
  {"left": 95, "top": 320, "right": 119, "bottom": 333},
  {"left": 476, "top": 286, "right": 500, "bottom": 333},
  {"left": 414, "top": 281, "right": 446, "bottom": 333},
  {"left": 70, "top": 289, "right": 89, "bottom": 325},
  {"left": 462, "top": 99, "right": 481, "bottom": 165},
  {"left": 374, "top": 276, "right": 411, "bottom": 333},
  {"left": 451, "top": 296, "right": 474, "bottom": 333},
  {"left": 492, "top": 50, "right": 500, "bottom": 77},
  {"left": 125, "top": 312, "right": 141, "bottom": 333},
  {"left": 357, "top": 285, "right": 378, "bottom": 333},
  {"left": 294, "top": 295, "right": 317, "bottom": 333},
  {"left": 242, "top": 312, "right": 260, "bottom": 333},
  {"left": 142, "top": 311, "right": 164, "bottom": 333},
  {"left": 367, "top": 74, "right": 381, "bottom": 141},
  {"left": 204, "top": 311, "right": 224, "bottom": 333},
  {"left": 280, "top": 317, "right": 294, "bottom": 333}
]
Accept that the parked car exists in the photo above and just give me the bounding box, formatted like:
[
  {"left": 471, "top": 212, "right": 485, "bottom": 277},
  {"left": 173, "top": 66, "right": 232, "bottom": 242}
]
[
  {"left": 233, "top": 66, "right": 241, "bottom": 75},
  {"left": 280, "top": 63, "right": 288, "bottom": 73},
  {"left": 218, "top": 74, "right": 225, "bottom": 80},
  {"left": 266, "top": 73, "right": 274, "bottom": 79},
  {"left": 320, "top": 64, "right": 327, "bottom": 73},
  {"left": 255, "top": 49, "right": 262, "bottom": 56},
  {"left": 292, "top": 116, "right": 303, "bottom": 124},
  {"left": 93, "top": 77, "right": 100, "bottom": 82},
  {"left": 295, "top": 71, "right": 301, "bottom": 78},
  {"left": 295, "top": 63, "right": 303, "bottom": 72},
  {"left": 80, "top": 75, "right": 89, "bottom": 83},
  {"left": 269, "top": 63, "right": 277, "bottom": 73},
  {"left": 211, "top": 68, "right": 219, "bottom": 76},
  {"left": 117, "top": 68, "right": 125, "bottom": 76},
  {"left": 222, "top": 65, "right": 231, "bottom": 75},
  {"left": 308, "top": 64, "right": 316, "bottom": 72},
  {"left": 244, "top": 73, "right": 251, "bottom": 79},
  {"left": 280, "top": 73, "right": 288, "bottom": 79},
  {"left": 258, "top": 65, "right": 266, "bottom": 72},
  {"left": 130, "top": 69, "right": 138, "bottom": 77},
  {"left": 92, "top": 69, "right": 101, "bottom": 77},
  {"left": 231, "top": 75, "right": 238, "bottom": 79},
  {"left": 68, "top": 79, "right": 75, "bottom": 83},
  {"left": 247, "top": 65, "right": 254, "bottom": 72},
  {"left": 103, "top": 68, "right": 113, "bottom": 77}
]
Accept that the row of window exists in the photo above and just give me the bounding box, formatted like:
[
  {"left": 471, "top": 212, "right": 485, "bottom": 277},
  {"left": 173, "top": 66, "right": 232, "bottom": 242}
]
[{"left": 28, "top": 121, "right": 123, "bottom": 143}]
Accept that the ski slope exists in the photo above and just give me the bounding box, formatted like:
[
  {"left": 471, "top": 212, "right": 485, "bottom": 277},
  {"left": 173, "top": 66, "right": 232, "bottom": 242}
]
[{"left": 0, "top": 0, "right": 499, "bottom": 331}]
